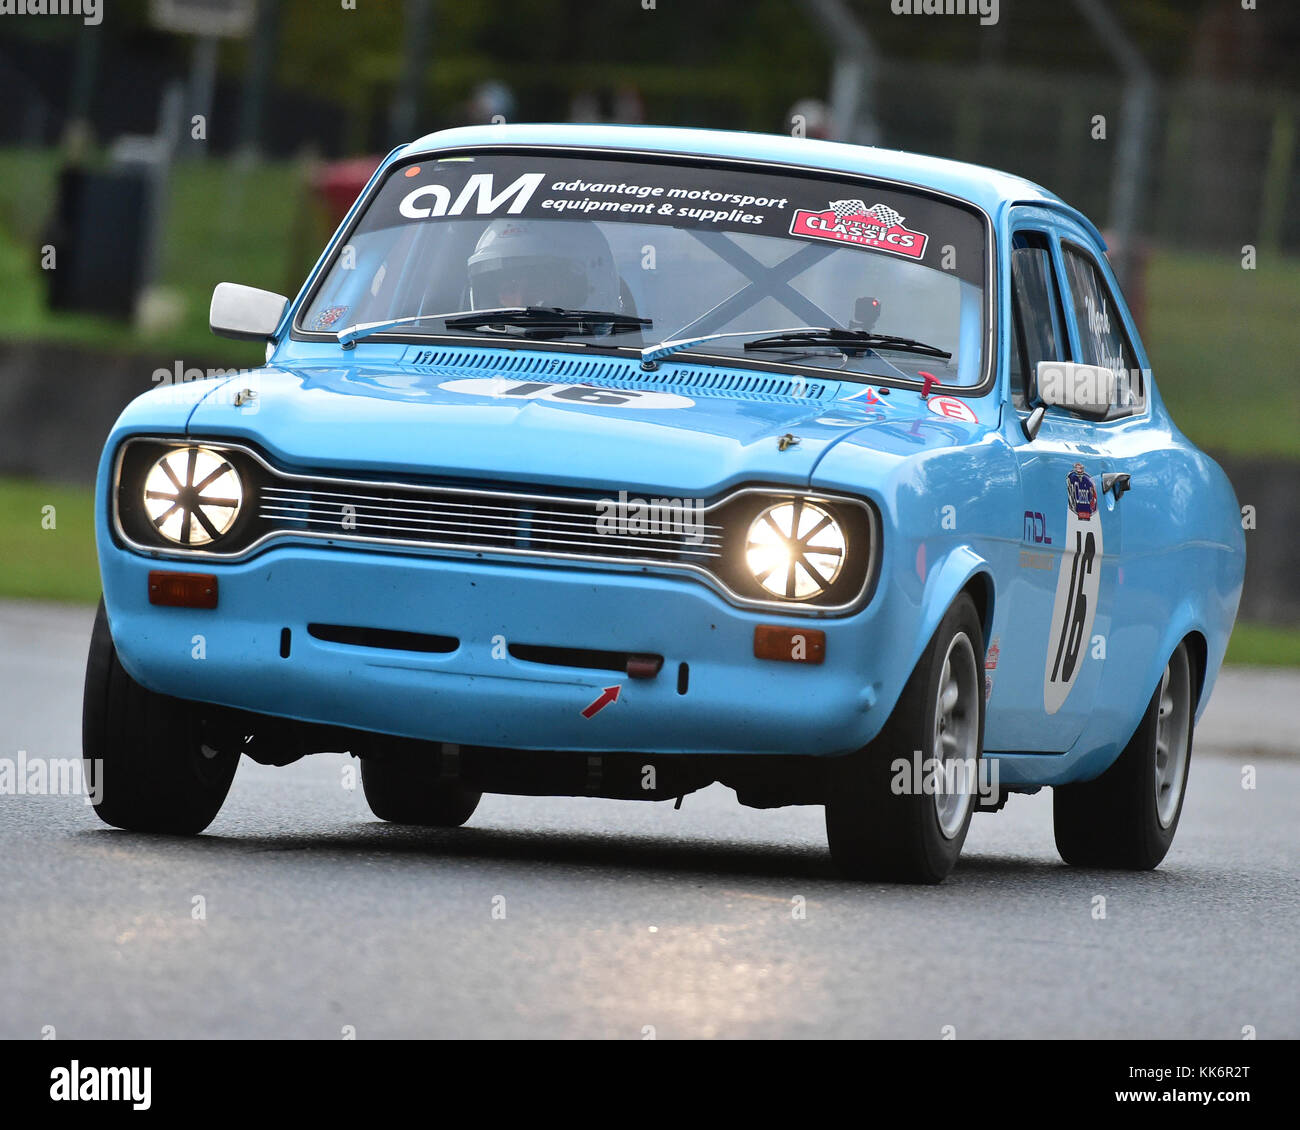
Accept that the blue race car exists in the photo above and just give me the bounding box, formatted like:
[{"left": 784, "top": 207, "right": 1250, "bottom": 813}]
[{"left": 84, "top": 125, "right": 1245, "bottom": 882}]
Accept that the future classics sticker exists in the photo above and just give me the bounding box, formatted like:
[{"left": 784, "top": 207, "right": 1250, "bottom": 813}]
[{"left": 789, "top": 199, "right": 930, "bottom": 260}]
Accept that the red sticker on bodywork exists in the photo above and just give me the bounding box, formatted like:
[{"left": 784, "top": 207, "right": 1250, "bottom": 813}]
[{"left": 926, "top": 395, "right": 978, "bottom": 423}]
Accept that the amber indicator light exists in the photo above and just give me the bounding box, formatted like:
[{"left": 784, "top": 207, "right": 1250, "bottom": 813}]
[
  {"left": 148, "top": 571, "right": 218, "bottom": 610},
  {"left": 753, "top": 625, "right": 825, "bottom": 664}
]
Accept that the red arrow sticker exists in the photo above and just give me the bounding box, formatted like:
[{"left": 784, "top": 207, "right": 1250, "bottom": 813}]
[{"left": 581, "top": 685, "right": 621, "bottom": 719}]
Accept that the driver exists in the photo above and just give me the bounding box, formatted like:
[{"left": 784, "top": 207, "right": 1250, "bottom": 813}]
[{"left": 467, "top": 219, "right": 623, "bottom": 312}]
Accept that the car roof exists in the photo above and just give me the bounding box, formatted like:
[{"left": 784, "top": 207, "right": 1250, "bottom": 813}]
[{"left": 401, "top": 123, "right": 1105, "bottom": 248}]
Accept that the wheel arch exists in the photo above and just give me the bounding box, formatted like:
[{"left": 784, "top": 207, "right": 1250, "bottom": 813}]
[
  {"left": 1115, "top": 610, "right": 1212, "bottom": 758},
  {"left": 1183, "top": 628, "right": 1208, "bottom": 712},
  {"left": 961, "top": 569, "right": 995, "bottom": 651},
  {"left": 914, "top": 545, "right": 995, "bottom": 664},
  {"left": 1148, "top": 604, "right": 1213, "bottom": 725}
]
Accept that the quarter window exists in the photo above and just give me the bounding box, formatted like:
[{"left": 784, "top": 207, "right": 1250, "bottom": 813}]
[{"left": 1008, "top": 231, "right": 1069, "bottom": 410}]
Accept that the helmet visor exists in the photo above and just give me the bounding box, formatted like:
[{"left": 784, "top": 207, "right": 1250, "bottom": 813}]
[{"left": 470, "top": 258, "right": 591, "bottom": 310}]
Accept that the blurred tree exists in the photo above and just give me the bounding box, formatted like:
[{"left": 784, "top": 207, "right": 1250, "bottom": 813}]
[
  {"left": 853, "top": 0, "right": 1298, "bottom": 84},
  {"left": 2, "top": 0, "right": 1298, "bottom": 155},
  {"left": 267, "top": 0, "right": 830, "bottom": 142}
]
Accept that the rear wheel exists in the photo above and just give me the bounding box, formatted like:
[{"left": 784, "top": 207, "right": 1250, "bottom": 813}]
[
  {"left": 361, "top": 752, "right": 481, "bottom": 827},
  {"left": 825, "top": 594, "right": 985, "bottom": 883},
  {"left": 1053, "top": 640, "right": 1195, "bottom": 869},
  {"left": 82, "top": 600, "right": 239, "bottom": 834}
]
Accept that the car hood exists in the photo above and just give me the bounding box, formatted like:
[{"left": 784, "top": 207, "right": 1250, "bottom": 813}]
[{"left": 184, "top": 352, "right": 995, "bottom": 495}]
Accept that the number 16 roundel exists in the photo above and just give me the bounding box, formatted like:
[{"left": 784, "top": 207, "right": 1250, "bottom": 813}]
[{"left": 1044, "top": 463, "right": 1103, "bottom": 714}]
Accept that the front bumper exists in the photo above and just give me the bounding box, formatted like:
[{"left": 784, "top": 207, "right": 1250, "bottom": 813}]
[{"left": 101, "top": 543, "right": 895, "bottom": 757}]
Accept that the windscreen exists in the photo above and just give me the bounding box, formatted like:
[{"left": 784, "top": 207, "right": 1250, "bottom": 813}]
[{"left": 299, "top": 151, "right": 989, "bottom": 385}]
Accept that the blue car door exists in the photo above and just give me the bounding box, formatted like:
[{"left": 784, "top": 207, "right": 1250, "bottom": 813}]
[
  {"left": 985, "top": 213, "right": 1121, "bottom": 753},
  {"left": 1053, "top": 236, "right": 1154, "bottom": 738}
]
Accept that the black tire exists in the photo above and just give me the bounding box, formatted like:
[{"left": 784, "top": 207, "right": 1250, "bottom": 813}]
[
  {"left": 82, "top": 600, "right": 239, "bottom": 834},
  {"left": 825, "top": 594, "right": 986, "bottom": 883},
  {"left": 361, "top": 753, "right": 481, "bottom": 827},
  {"left": 1053, "top": 640, "right": 1196, "bottom": 870}
]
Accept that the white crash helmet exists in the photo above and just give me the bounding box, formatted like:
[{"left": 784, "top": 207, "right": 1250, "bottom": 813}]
[{"left": 467, "top": 219, "right": 621, "bottom": 311}]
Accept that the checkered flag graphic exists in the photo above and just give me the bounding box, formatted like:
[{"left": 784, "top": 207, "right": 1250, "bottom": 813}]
[
  {"left": 828, "top": 200, "right": 905, "bottom": 227},
  {"left": 864, "top": 204, "right": 904, "bottom": 228}
]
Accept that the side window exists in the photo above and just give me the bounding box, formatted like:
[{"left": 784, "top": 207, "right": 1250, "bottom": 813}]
[
  {"left": 1060, "top": 244, "right": 1146, "bottom": 418},
  {"left": 1008, "top": 231, "right": 1068, "bottom": 410}
]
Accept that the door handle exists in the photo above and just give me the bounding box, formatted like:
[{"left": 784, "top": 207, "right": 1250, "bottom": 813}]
[{"left": 1102, "top": 472, "right": 1132, "bottom": 499}]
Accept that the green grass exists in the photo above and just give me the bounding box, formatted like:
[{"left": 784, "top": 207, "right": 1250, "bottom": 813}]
[
  {"left": 1224, "top": 622, "right": 1300, "bottom": 667},
  {"left": 1144, "top": 248, "right": 1300, "bottom": 460},
  {"left": 0, "top": 148, "right": 315, "bottom": 362},
  {"left": 0, "top": 478, "right": 101, "bottom": 604},
  {"left": 0, "top": 148, "right": 60, "bottom": 246}
]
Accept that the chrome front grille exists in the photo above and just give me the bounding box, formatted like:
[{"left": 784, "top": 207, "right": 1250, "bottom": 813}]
[
  {"left": 115, "top": 437, "right": 878, "bottom": 615},
  {"left": 255, "top": 482, "right": 724, "bottom": 562}
]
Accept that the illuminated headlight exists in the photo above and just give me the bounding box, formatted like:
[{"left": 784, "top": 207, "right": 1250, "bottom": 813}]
[
  {"left": 142, "top": 447, "right": 243, "bottom": 546},
  {"left": 745, "top": 500, "right": 846, "bottom": 600}
]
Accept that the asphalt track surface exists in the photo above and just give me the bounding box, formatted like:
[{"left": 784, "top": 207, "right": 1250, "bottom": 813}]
[{"left": 1, "top": 600, "right": 1296, "bottom": 1039}]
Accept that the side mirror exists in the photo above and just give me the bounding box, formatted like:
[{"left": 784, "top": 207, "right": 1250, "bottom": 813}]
[
  {"left": 1035, "top": 361, "right": 1115, "bottom": 421},
  {"left": 210, "top": 282, "right": 289, "bottom": 342}
]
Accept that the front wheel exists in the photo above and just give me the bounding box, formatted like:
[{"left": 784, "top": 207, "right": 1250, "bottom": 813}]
[
  {"left": 1053, "top": 641, "right": 1196, "bottom": 869},
  {"left": 825, "top": 594, "right": 985, "bottom": 883},
  {"left": 82, "top": 600, "right": 240, "bottom": 834}
]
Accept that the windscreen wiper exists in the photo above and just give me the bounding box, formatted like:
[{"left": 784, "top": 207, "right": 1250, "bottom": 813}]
[
  {"left": 336, "top": 306, "right": 650, "bottom": 349},
  {"left": 639, "top": 325, "right": 952, "bottom": 369},
  {"left": 444, "top": 307, "right": 651, "bottom": 338},
  {"left": 337, "top": 311, "right": 467, "bottom": 349},
  {"left": 742, "top": 328, "right": 952, "bottom": 360}
]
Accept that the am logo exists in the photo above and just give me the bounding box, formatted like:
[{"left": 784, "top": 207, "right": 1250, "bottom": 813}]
[{"left": 399, "top": 171, "right": 545, "bottom": 220}]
